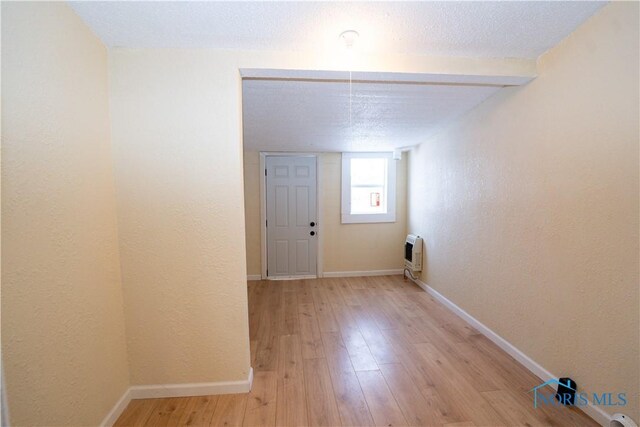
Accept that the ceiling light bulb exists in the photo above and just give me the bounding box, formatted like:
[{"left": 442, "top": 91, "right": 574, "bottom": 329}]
[{"left": 340, "top": 30, "right": 359, "bottom": 48}]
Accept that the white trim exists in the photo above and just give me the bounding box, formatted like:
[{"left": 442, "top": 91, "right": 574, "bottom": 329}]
[
  {"left": 316, "top": 157, "right": 324, "bottom": 278},
  {"left": 267, "top": 274, "right": 317, "bottom": 281},
  {"left": 129, "top": 368, "right": 254, "bottom": 400},
  {"left": 260, "top": 152, "right": 322, "bottom": 279},
  {"left": 410, "top": 277, "right": 612, "bottom": 427},
  {"left": 323, "top": 269, "right": 403, "bottom": 278},
  {"left": 100, "top": 389, "right": 131, "bottom": 427},
  {"left": 240, "top": 69, "right": 535, "bottom": 86},
  {"left": 259, "top": 153, "right": 267, "bottom": 279},
  {"left": 341, "top": 152, "right": 397, "bottom": 224},
  {"left": 247, "top": 274, "right": 262, "bottom": 281},
  {"left": 100, "top": 369, "right": 253, "bottom": 426},
  {"left": 248, "top": 367, "right": 254, "bottom": 390}
]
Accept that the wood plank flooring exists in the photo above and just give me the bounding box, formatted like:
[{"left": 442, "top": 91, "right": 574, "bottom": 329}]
[{"left": 115, "top": 275, "right": 597, "bottom": 426}]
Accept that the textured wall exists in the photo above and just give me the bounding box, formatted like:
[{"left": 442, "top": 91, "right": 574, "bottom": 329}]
[
  {"left": 408, "top": 2, "right": 639, "bottom": 421},
  {"left": 109, "top": 49, "right": 252, "bottom": 385},
  {"left": 322, "top": 153, "right": 407, "bottom": 273},
  {"left": 243, "top": 152, "right": 407, "bottom": 276},
  {"left": 1, "top": 3, "right": 130, "bottom": 425},
  {"left": 106, "top": 40, "right": 533, "bottom": 388}
]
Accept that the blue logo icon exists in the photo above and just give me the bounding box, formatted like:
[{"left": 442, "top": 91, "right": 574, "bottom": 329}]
[{"left": 529, "top": 378, "right": 627, "bottom": 409}]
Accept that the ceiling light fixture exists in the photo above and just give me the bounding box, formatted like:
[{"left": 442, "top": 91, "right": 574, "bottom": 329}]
[{"left": 339, "top": 30, "right": 359, "bottom": 49}]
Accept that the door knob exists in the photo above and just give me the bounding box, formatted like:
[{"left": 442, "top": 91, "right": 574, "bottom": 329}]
[
  {"left": 310, "top": 231, "right": 315, "bottom": 236},
  {"left": 310, "top": 222, "right": 316, "bottom": 227}
]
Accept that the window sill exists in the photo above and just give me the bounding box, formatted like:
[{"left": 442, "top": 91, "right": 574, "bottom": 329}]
[{"left": 341, "top": 214, "right": 396, "bottom": 224}]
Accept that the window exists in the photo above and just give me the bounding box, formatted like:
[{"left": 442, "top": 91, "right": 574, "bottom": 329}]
[{"left": 341, "top": 152, "right": 396, "bottom": 223}]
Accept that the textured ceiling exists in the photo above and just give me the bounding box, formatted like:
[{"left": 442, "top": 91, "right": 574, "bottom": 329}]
[
  {"left": 242, "top": 78, "right": 501, "bottom": 152},
  {"left": 70, "top": 1, "right": 606, "bottom": 152},
  {"left": 70, "top": 1, "right": 605, "bottom": 58}
]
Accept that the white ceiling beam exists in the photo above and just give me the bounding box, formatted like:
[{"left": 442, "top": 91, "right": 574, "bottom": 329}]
[
  {"left": 237, "top": 51, "right": 536, "bottom": 87},
  {"left": 241, "top": 68, "right": 532, "bottom": 86}
]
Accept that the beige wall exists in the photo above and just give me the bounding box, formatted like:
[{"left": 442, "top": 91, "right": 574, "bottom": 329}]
[
  {"left": 79, "top": 39, "right": 537, "bottom": 390},
  {"left": 0, "top": 2, "right": 588, "bottom": 421},
  {"left": 109, "top": 49, "right": 252, "bottom": 385},
  {"left": 104, "top": 39, "right": 533, "bottom": 389},
  {"left": 408, "top": 2, "right": 639, "bottom": 420},
  {"left": 322, "top": 153, "right": 407, "bottom": 273},
  {"left": 1, "top": 3, "right": 130, "bottom": 425},
  {"left": 243, "top": 152, "right": 407, "bottom": 276}
]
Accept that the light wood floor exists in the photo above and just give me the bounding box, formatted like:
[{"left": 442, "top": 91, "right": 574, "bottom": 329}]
[{"left": 115, "top": 275, "right": 597, "bottom": 426}]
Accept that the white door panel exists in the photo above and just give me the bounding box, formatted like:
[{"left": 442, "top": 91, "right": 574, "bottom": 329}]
[{"left": 266, "top": 156, "right": 317, "bottom": 277}]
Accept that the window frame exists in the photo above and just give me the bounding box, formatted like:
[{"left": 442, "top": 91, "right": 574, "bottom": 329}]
[{"left": 341, "top": 152, "right": 396, "bottom": 224}]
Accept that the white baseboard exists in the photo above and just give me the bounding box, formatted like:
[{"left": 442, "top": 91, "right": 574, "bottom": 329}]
[
  {"left": 267, "top": 275, "right": 317, "bottom": 281},
  {"left": 249, "top": 270, "right": 403, "bottom": 280},
  {"left": 100, "top": 388, "right": 131, "bottom": 427},
  {"left": 323, "top": 269, "right": 403, "bottom": 278},
  {"left": 101, "top": 368, "right": 253, "bottom": 426},
  {"left": 410, "top": 277, "right": 612, "bottom": 427},
  {"left": 130, "top": 368, "right": 254, "bottom": 399}
]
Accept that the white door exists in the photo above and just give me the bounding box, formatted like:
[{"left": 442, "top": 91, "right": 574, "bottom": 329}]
[{"left": 266, "top": 156, "right": 317, "bottom": 277}]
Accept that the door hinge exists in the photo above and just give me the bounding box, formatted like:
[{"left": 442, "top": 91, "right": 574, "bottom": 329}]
[
  {"left": 266, "top": 220, "right": 268, "bottom": 227},
  {"left": 265, "top": 169, "right": 267, "bottom": 176}
]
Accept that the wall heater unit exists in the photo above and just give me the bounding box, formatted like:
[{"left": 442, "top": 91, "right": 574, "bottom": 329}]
[{"left": 404, "top": 234, "right": 423, "bottom": 272}]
